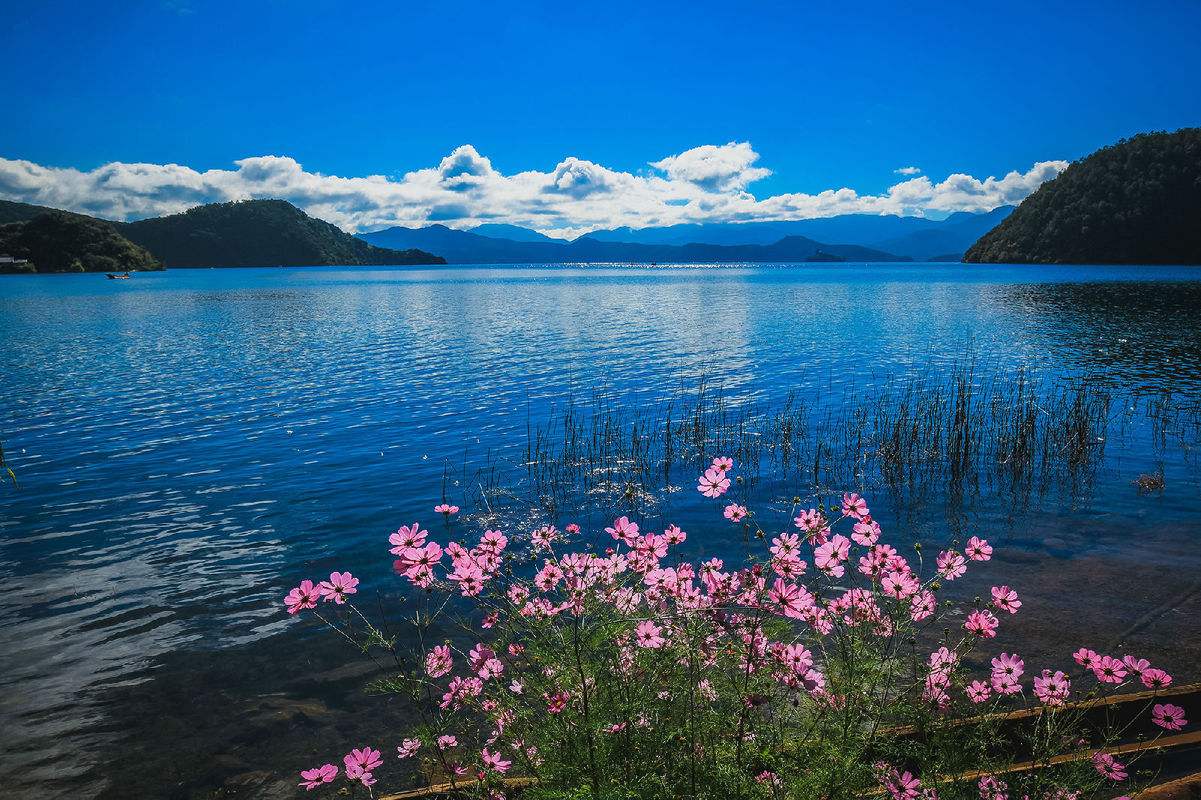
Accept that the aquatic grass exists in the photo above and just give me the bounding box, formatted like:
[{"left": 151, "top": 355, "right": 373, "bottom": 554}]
[{"left": 451, "top": 367, "right": 1199, "bottom": 525}]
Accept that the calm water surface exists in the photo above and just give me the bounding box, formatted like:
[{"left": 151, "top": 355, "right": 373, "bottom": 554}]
[{"left": 1, "top": 263, "right": 1199, "bottom": 799}]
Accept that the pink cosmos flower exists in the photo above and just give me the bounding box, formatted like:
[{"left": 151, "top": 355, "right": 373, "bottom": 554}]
[
  {"left": 480, "top": 748, "right": 511, "bottom": 774},
  {"left": 1033, "top": 670, "right": 1071, "bottom": 706},
  {"left": 978, "top": 775, "right": 1008, "bottom": 800},
  {"left": 842, "top": 492, "right": 869, "bottom": 519},
  {"left": 711, "top": 456, "right": 734, "bottom": 472},
  {"left": 605, "top": 722, "right": 628, "bottom": 734},
  {"left": 697, "top": 467, "right": 730, "bottom": 498},
  {"left": 425, "top": 645, "right": 453, "bottom": 678},
  {"left": 965, "top": 609, "right": 1000, "bottom": 638},
  {"left": 434, "top": 503, "right": 459, "bottom": 515},
  {"left": 1093, "top": 655, "right": 1128, "bottom": 684},
  {"left": 1122, "top": 655, "right": 1150, "bottom": 675},
  {"left": 634, "top": 620, "right": 665, "bottom": 648},
  {"left": 565, "top": 522, "right": 581, "bottom": 534},
  {"left": 1141, "top": 668, "right": 1173, "bottom": 689},
  {"left": 1072, "top": 648, "right": 1100, "bottom": 670},
  {"left": 1092, "top": 751, "right": 1127, "bottom": 780},
  {"left": 910, "top": 590, "right": 936, "bottom": 621},
  {"left": 755, "top": 770, "right": 782, "bottom": 787},
  {"left": 966, "top": 680, "right": 991, "bottom": 703},
  {"left": 990, "top": 585, "right": 1021, "bottom": 614},
  {"left": 284, "top": 579, "right": 319, "bottom": 615},
  {"left": 299, "top": 764, "right": 338, "bottom": 790},
  {"left": 965, "top": 536, "right": 992, "bottom": 561},
  {"left": 318, "top": 571, "right": 359, "bottom": 604},
  {"left": 723, "top": 503, "right": 749, "bottom": 522},
  {"left": 605, "top": 516, "right": 640, "bottom": 546},
  {"left": 851, "top": 518, "right": 881, "bottom": 546},
  {"left": 397, "top": 739, "right": 421, "bottom": 759},
  {"left": 936, "top": 550, "right": 967, "bottom": 580},
  {"left": 1151, "top": 703, "right": 1187, "bottom": 731},
  {"left": 544, "top": 690, "right": 570, "bottom": 713},
  {"left": 663, "top": 523, "right": 687, "bottom": 545},
  {"left": 343, "top": 747, "right": 382, "bottom": 786},
  {"left": 881, "top": 569, "right": 919, "bottom": 599},
  {"left": 388, "top": 522, "right": 429, "bottom": 555},
  {"left": 437, "top": 734, "right": 458, "bottom": 749}
]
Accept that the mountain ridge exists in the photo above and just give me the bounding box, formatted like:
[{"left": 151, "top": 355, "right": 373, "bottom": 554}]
[{"left": 965, "top": 129, "right": 1201, "bottom": 264}]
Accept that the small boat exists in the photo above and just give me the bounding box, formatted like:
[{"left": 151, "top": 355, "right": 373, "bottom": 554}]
[{"left": 106, "top": 272, "right": 131, "bottom": 280}]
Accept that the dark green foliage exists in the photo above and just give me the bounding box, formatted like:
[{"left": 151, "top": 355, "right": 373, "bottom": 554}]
[
  {"left": 118, "top": 199, "right": 444, "bottom": 267},
  {"left": 965, "top": 128, "right": 1201, "bottom": 264},
  {"left": 0, "top": 199, "right": 58, "bottom": 225},
  {"left": 0, "top": 212, "right": 162, "bottom": 273}
]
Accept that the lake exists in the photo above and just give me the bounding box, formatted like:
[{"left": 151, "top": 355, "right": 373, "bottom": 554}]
[{"left": 1, "top": 263, "right": 1200, "bottom": 799}]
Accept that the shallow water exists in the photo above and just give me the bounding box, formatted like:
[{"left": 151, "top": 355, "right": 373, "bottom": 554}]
[{"left": 1, "top": 263, "right": 1200, "bottom": 799}]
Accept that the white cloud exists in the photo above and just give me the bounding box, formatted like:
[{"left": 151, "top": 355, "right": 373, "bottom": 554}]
[
  {"left": 0, "top": 143, "right": 1067, "bottom": 237},
  {"left": 894, "top": 166, "right": 922, "bottom": 175}
]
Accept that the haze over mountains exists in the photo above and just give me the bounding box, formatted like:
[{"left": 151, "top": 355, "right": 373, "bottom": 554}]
[{"left": 359, "top": 206, "right": 1013, "bottom": 264}]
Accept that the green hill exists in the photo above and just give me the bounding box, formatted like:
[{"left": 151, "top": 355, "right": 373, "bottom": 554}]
[
  {"left": 118, "top": 199, "right": 444, "bottom": 267},
  {"left": 0, "top": 212, "right": 162, "bottom": 273},
  {"left": 0, "top": 199, "right": 61, "bottom": 225},
  {"left": 965, "top": 129, "right": 1201, "bottom": 264}
]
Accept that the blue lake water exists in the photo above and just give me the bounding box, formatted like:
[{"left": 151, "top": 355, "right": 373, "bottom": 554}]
[{"left": 1, "top": 263, "right": 1200, "bottom": 799}]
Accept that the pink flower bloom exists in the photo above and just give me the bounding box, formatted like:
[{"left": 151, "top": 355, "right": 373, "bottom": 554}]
[
  {"left": 966, "top": 680, "right": 991, "bottom": 703},
  {"left": 284, "top": 579, "right": 319, "bottom": 615},
  {"left": 480, "top": 748, "right": 511, "bottom": 774},
  {"left": 881, "top": 569, "right": 918, "bottom": 599},
  {"left": 910, "top": 590, "right": 936, "bottom": 621},
  {"left": 1073, "top": 648, "right": 1100, "bottom": 670},
  {"left": 605, "top": 722, "right": 628, "bottom": 734},
  {"left": 299, "top": 764, "right": 338, "bottom": 790},
  {"left": 965, "top": 536, "right": 992, "bottom": 561},
  {"left": 936, "top": 550, "right": 966, "bottom": 580},
  {"left": 434, "top": 503, "right": 459, "bottom": 515},
  {"left": 697, "top": 467, "right": 730, "bottom": 498},
  {"left": 723, "top": 503, "right": 749, "bottom": 522},
  {"left": 663, "top": 523, "right": 687, "bottom": 545},
  {"left": 397, "top": 738, "right": 421, "bottom": 759},
  {"left": 965, "top": 609, "right": 999, "bottom": 638},
  {"left": 565, "top": 522, "right": 581, "bottom": 534},
  {"left": 711, "top": 456, "right": 733, "bottom": 472},
  {"left": 851, "top": 518, "right": 881, "bottom": 546},
  {"left": 755, "top": 770, "right": 781, "bottom": 787},
  {"left": 437, "top": 734, "right": 458, "bottom": 749},
  {"left": 1122, "top": 655, "right": 1150, "bottom": 675},
  {"left": 1033, "top": 669, "right": 1071, "bottom": 706},
  {"left": 1151, "top": 703, "right": 1187, "bottom": 731},
  {"left": 1092, "top": 751, "right": 1127, "bottom": 781},
  {"left": 841, "top": 492, "right": 869, "bottom": 519},
  {"left": 545, "top": 690, "right": 570, "bottom": 713},
  {"left": 1141, "top": 668, "right": 1173, "bottom": 689},
  {"left": 605, "top": 516, "right": 640, "bottom": 546},
  {"left": 318, "top": 571, "right": 359, "bottom": 604},
  {"left": 1093, "top": 655, "right": 1128, "bottom": 684},
  {"left": 978, "top": 775, "right": 1008, "bottom": 800},
  {"left": 389, "top": 522, "right": 429, "bottom": 555},
  {"left": 991, "top": 652, "right": 1024, "bottom": 682},
  {"left": 426, "top": 645, "right": 454, "bottom": 678},
  {"left": 990, "top": 585, "right": 1020, "bottom": 614},
  {"left": 634, "top": 620, "right": 665, "bottom": 648},
  {"left": 343, "top": 747, "right": 382, "bottom": 785}
]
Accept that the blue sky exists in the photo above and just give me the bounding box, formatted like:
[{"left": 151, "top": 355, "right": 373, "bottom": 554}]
[{"left": 2, "top": 0, "right": 1199, "bottom": 233}]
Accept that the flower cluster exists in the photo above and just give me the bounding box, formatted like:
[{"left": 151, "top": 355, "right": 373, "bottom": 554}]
[{"left": 282, "top": 460, "right": 1188, "bottom": 798}]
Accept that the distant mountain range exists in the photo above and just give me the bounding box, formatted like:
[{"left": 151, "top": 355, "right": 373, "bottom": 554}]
[
  {"left": 0, "top": 199, "right": 443, "bottom": 272},
  {"left": 966, "top": 128, "right": 1201, "bottom": 264},
  {"left": 358, "top": 224, "right": 907, "bottom": 264},
  {"left": 359, "top": 207, "right": 1013, "bottom": 264}
]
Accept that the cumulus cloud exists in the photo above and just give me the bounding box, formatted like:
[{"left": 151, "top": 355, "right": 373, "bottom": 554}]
[
  {"left": 894, "top": 166, "right": 922, "bottom": 175},
  {"left": 0, "top": 143, "right": 1067, "bottom": 237}
]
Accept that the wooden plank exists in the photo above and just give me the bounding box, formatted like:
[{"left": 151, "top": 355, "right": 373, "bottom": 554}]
[{"left": 885, "top": 681, "right": 1201, "bottom": 737}]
